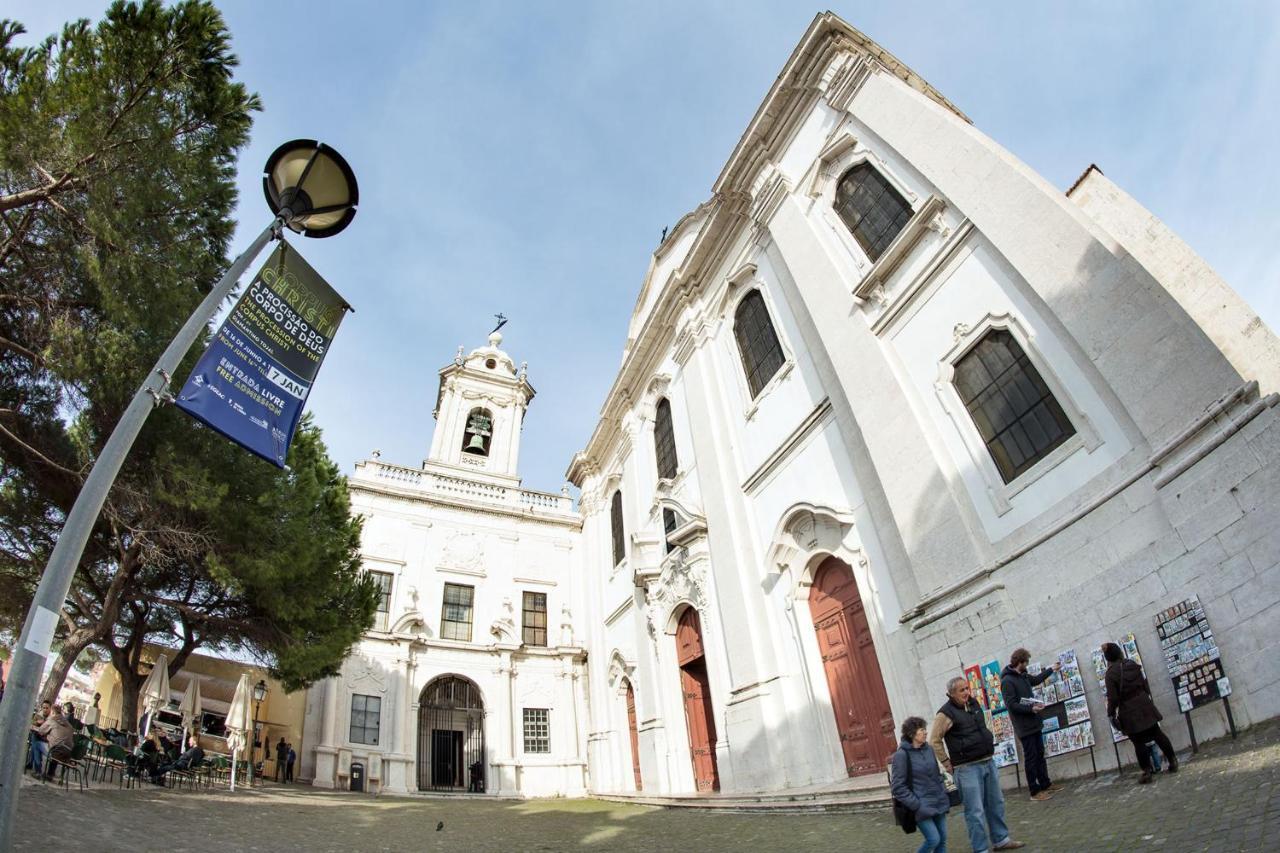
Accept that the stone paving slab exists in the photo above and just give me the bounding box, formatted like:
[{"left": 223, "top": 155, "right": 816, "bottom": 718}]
[{"left": 11, "top": 719, "right": 1280, "bottom": 852}]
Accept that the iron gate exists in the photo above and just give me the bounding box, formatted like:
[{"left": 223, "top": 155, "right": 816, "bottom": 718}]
[{"left": 417, "top": 676, "right": 486, "bottom": 792}]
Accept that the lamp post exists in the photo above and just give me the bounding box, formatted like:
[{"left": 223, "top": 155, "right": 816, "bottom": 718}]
[
  {"left": 250, "top": 678, "right": 268, "bottom": 786},
  {"left": 0, "top": 140, "right": 358, "bottom": 849}
]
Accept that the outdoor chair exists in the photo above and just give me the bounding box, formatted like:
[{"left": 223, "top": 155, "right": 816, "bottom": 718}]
[
  {"left": 167, "top": 758, "right": 205, "bottom": 791},
  {"left": 44, "top": 737, "right": 90, "bottom": 791},
  {"left": 96, "top": 744, "right": 131, "bottom": 788}
]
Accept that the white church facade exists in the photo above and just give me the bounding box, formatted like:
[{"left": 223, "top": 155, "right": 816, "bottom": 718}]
[{"left": 303, "top": 12, "right": 1280, "bottom": 797}]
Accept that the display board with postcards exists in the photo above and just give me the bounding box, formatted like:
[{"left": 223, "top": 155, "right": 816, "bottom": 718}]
[
  {"left": 962, "top": 660, "right": 1019, "bottom": 767},
  {"left": 1155, "top": 597, "right": 1231, "bottom": 713},
  {"left": 1028, "top": 648, "right": 1097, "bottom": 758},
  {"left": 1091, "top": 633, "right": 1144, "bottom": 742}
]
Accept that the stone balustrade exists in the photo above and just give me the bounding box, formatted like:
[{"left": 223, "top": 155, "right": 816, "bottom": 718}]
[{"left": 354, "top": 459, "right": 575, "bottom": 515}]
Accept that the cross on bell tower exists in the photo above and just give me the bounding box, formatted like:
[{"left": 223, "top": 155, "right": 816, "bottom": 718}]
[{"left": 426, "top": 330, "right": 535, "bottom": 483}]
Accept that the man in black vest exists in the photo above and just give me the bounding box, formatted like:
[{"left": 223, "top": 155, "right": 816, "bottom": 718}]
[
  {"left": 929, "top": 676, "right": 1025, "bottom": 852},
  {"left": 1001, "top": 648, "right": 1062, "bottom": 801}
]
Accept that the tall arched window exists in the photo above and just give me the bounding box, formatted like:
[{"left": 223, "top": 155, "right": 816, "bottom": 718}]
[
  {"left": 953, "top": 329, "right": 1075, "bottom": 483},
  {"left": 462, "top": 407, "right": 493, "bottom": 456},
  {"left": 733, "top": 291, "right": 785, "bottom": 399},
  {"left": 834, "top": 162, "right": 912, "bottom": 262},
  {"left": 610, "top": 490, "right": 625, "bottom": 566},
  {"left": 654, "top": 398, "right": 679, "bottom": 480}
]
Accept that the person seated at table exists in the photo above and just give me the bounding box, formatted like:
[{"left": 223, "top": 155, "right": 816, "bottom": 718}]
[
  {"left": 63, "top": 701, "right": 83, "bottom": 731},
  {"left": 151, "top": 735, "right": 205, "bottom": 785},
  {"left": 158, "top": 732, "right": 180, "bottom": 760},
  {"left": 27, "top": 701, "right": 52, "bottom": 774},
  {"left": 31, "top": 703, "right": 75, "bottom": 781},
  {"left": 128, "top": 730, "right": 163, "bottom": 778}
]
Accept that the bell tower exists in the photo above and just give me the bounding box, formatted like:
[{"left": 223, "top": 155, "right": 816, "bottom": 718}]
[{"left": 426, "top": 331, "right": 534, "bottom": 484}]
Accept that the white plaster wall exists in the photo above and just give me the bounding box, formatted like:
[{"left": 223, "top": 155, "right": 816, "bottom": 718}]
[{"left": 883, "top": 235, "right": 1134, "bottom": 545}]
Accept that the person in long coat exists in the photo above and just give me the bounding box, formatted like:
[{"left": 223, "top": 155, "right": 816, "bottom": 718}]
[
  {"left": 1102, "top": 642, "right": 1178, "bottom": 783},
  {"left": 891, "top": 716, "right": 952, "bottom": 853}
]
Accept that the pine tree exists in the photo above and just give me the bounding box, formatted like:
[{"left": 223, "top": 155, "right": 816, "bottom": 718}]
[{"left": 0, "top": 1, "right": 376, "bottom": 718}]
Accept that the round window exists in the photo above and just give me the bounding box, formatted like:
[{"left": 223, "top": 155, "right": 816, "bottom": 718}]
[{"left": 485, "top": 358, "right": 497, "bottom": 369}]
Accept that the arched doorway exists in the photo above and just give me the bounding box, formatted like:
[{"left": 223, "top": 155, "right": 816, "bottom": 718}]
[
  {"left": 809, "top": 555, "right": 895, "bottom": 776},
  {"left": 417, "top": 675, "right": 485, "bottom": 792},
  {"left": 675, "top": 607, "right": 719, "bottom": 792},
  {"left": 624, "top": 680, "right": 642, "bottom": 790}
]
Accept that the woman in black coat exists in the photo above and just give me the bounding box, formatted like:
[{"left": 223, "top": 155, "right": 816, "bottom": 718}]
[
  {"left": 890, "top": 716, "right": 951, "bottom": 852},
  {"left": 1102, "top": 642, "right": 1178, "bottom": 783}
]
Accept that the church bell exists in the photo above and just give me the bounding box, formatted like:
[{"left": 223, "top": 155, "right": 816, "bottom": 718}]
[{"left": 464, "top": 433, "right": 488, "bottom": 454}]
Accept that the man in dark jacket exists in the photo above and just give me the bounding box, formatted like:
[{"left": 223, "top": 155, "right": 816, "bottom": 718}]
[
  {"left": 275, "top": 736, "right": 288, "bottom": 782},
  {"left": 151, "top": 735, "right": 205, "bottom": 785},
  {"left": 1001, "top": 648, "right": 1062, "bottom": 800},
  {"left": 929, "top": 676, "right": 1025, "bottom": 852}
]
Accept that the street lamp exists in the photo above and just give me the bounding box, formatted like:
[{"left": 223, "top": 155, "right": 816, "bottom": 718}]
[
  {"left": 0, "top": 140, "right": 358, "bottom": 846},
  {"left": 251, "top": 678, "right": 268, "bottom": 786}
]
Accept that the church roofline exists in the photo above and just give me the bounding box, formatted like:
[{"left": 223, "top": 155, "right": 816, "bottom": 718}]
[{"left": 569, "top": 13, "right": 967, "bottom": 486}]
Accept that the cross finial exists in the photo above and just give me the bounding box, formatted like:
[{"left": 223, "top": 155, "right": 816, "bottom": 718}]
[{"left": 491, "top": 313, "right": 508, "bottom": 335}]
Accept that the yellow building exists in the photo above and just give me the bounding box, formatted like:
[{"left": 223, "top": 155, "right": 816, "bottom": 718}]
[{"left": 93, "top": 645, "right": 306, "bottom": 781}]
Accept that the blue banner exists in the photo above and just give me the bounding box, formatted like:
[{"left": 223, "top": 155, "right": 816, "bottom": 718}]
[{"left": 176, "top": 240, "right": 349, "bottom": 467}]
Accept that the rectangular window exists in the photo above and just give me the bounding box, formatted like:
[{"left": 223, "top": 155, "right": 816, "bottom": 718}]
[
  {"left": 371, "top": 571, "right": 392, "bottom": 631},
  {"left": 663, "top": 509, "right": 678, "bottom": 555},
  {"left": 349, "top": 694, "right": 381, "bottom": 745},
  {"left": 440, "top": 583, "right": 475, "bottom": 642},
  {"left": 522, "top": 591, "right": 548, "bottom": 647},
  {"left": 523, "top": 708, "right": 550, "bottom": 754}
]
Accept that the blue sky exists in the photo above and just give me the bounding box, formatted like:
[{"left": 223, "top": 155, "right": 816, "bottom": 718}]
[{"left": 9, "top": 2, "right": 1280, "bottom": 493}]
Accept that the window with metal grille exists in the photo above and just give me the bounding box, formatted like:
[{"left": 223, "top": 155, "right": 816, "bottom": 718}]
[
  {"left": 349, "top": 694, "right": 381, "bottom": 745},
  {"left": 611, "top": 490, "right": 625, "bottom": 566},
  {"left": 733, "top": 291, "right": 786, "bottom": 399},
  {"left": 523, "top": 708, "right": 550, "bottom": 753},
  {"left": 952, "top": 329, "right": 1076, "bottom": 483},
  {"left": 663, "top": 508, "right": 678, "bottom": 554},
  {"left": 834, "top": 162, "right": 913, "bottom": 262},
  {"left": 522, "top": 591, "right": 548, "bottom": 647},
  {"left": 440, "top": 583, "right": 474, "bottom": 642},
  {"left": 654, "top": 398, "right": 679, "bottom": 480},
  {"left": 370, "top": 571, "right": 392, "bottom": 631}
]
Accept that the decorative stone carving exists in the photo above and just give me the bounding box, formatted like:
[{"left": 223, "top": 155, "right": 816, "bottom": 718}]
[
  {"left": 490, "top": 596, "right": 516, "bottom": 642},
  {"left": 560, "top": 605, "right": 575, "bottom": 647},
  {"left": 764, "top": 503, "right": 862, "bottom": 584},
  {"left": 927, "top": 209, "right": 952, "bottom": 239},
  {"left": 441, "top": 530, "right": 484, "bottom": 572},
  {"left": 643, "top": 546, "right": 708, "bottom": 640},
  {"left": 952, "top": 322, "right": 970, "bottom": 343},
  {"left": 345, "top": 655, "right": 387, "bottom": 694},
  {"left": 868, "top": 283, "right": 889, "bottom": 308}
]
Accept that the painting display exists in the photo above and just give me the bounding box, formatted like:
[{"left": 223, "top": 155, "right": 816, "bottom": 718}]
[
  {"left": 1030, "top": 648, "right": 1096, "bottom": 758},
  {"left": 964, "top": 664, "right": 986, "bottom": 708},
  {"left": 981, "top": 660, "right": 1006, "bottom": 712},
  {"left": 1155, "top": 597, "right": 1230, "bottom": 713},
  {"left": 961, "top": 659, "right": 1018, "bottom": 767}
]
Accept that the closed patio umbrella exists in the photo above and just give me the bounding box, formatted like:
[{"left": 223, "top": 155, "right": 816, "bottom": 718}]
[
  {"left": 105, "top": 678, "right": 123, "bottom": 730},
  {"left": 225, "top": 673, "right": 253, "bottom": 792},
  {"left": 138, "top": 653, "right": 170, "bottom": 736},
  {"left": 178, "top": 677, "right": 204, "bottom": 745}
]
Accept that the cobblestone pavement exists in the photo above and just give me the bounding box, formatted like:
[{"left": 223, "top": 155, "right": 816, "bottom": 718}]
[{"left": 12, "top": 719, "right": 1279, "bottom": 852}]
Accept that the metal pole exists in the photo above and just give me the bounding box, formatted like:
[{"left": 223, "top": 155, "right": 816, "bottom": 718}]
[{"left": 0, "top": 216, "right": 282, "bottom": 850}]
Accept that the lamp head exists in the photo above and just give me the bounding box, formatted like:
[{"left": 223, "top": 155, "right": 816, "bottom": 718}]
[
  {"left": 253, "top": 679, "right": 268, "bottom": 702},
  {"left": 262, "top": 139, "right": 359, "bottom": 238}
]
